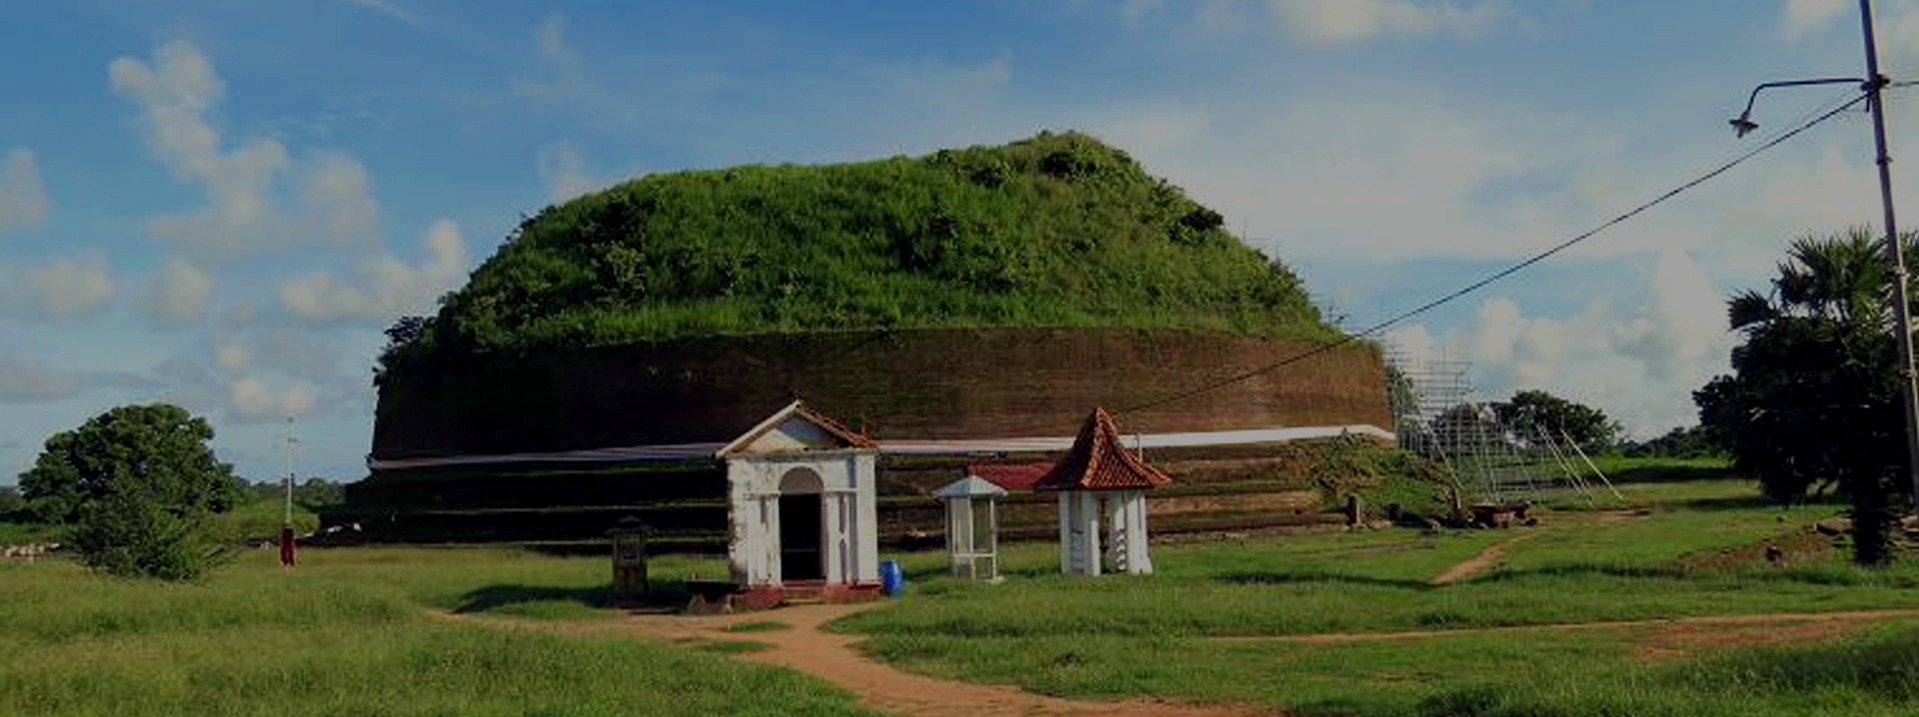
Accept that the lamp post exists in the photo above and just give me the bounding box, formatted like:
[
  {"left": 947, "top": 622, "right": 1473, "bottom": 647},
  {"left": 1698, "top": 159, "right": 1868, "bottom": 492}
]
[
  {"left": 282, "top": 416, "right": 298, "bottom": 568},
  {"left": 1731, "top": 0, "right": 1919, "bottom": 511}
]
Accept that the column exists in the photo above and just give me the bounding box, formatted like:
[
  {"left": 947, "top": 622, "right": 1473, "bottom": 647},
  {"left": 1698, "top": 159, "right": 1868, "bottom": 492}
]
[
  {"left": 1076, "top": 491, "right": 1102, "bottom": 576},
  {"left": 1128, "top": 491, "right": 1152, "bottom": 575},
  {"left": 823, "top": 489, "right": 844, "bottom": 584},
  {"left": 1103, "top": 491, "right": 1128, "bottom": 573},
  {"left": 1057, "top": 492, "right": 1073, "bottom": 574}
]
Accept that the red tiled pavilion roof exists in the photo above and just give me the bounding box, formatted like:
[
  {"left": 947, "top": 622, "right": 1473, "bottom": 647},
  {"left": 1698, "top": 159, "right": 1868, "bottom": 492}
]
[
  {"left": 790, "top": 403, "right": 879, "bottom": 449},
  {"left": 965, "top": 462, "right": 1054, "bottom": 491},
  {"left": 1032, "top": 408, "right": 1173, "bottom": 491}
]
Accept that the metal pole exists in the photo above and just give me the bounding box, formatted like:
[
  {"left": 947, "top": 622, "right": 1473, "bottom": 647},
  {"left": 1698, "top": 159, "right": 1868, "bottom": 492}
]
[
  {"left": 281, "top": 416, "right": 297, "bottom": 568},
  {"left": 1859, "top": 0, "right": 1919, "bottom": 509},
  {"left": 283, "top": 416, "right": 294, "bottom": 529}
]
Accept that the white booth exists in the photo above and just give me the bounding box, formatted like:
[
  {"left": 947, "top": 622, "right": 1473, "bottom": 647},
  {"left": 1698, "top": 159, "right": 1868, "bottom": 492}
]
[{"left": 933, "top": 476, "right": 1007, "bottom": 581}]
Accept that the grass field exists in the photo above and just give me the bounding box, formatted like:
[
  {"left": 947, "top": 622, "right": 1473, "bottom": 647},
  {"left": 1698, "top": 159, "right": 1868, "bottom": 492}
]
[
  {"left": 835, "top": 464, "right": 1919, "bottom": 716},
  {"left": 0, "top": 547, "right": 870, "bottom": 717},
  {"left": 5, "top": 459, "right": 1917, "bottom": 716}
]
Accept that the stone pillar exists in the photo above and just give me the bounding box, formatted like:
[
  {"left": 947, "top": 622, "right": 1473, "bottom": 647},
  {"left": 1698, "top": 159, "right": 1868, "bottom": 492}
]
[
  {"left": 823, "top": 490, "right": 845, "bottom": 584},
  {"left": 1057, "top": 492, "right": 1073, "bottom": 574},
  {"left": 1127, "top": 491, "right": 1153, "bottom": 575},
  {"left": 1068, "top": 491, "right": 1102, "bottom": 576},
  {"left": 1103, "top": 491, "right": 1128, "bottom": 573}
]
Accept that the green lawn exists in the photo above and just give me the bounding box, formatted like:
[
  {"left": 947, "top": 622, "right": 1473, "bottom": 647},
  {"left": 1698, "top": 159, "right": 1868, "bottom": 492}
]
[
  {"left": 7, "top": 459, "right": 1917, "bottom": 717},
  {"left": 835, "top": 466, "right": 1919, "bottom": 716},
  {"left": 0, "top": 547, "right": 870, "bottom": 717}
]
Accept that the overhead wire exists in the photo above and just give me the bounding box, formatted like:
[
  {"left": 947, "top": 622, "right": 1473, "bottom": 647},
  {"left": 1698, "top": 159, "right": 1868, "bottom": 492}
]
[{"left": 1118, "top": 91, "right": 1871, "bottom": 417}]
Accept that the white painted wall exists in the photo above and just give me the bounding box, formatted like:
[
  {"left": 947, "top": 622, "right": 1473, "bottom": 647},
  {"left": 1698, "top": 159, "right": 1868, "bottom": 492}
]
[
  {"left": 725, "top": 449, "right": 879, "bottom": 587},
  {"left": 1056, "top": 490, "right": 1153, "bottom": 576}
]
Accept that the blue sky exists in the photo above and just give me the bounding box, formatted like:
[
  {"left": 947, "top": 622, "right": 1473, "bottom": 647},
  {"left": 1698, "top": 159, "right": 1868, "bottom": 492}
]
[{"left": 3, "top": 0, "right": 1918, "bottom": 484}]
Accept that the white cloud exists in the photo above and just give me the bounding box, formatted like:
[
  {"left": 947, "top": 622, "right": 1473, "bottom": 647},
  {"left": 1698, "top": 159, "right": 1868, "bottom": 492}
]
[
  {"left": 213, "top": 342, "right": 251, "bottom": 371},
  {"left": 1782, "top": 0, "right": 1848, "bottom": 39},
  {"left": 1095, "top": 92, "right": 1563, "bottom": 262},
  {"left": 153, "top": 327, "right": 366, "bottom": 425},
  {"left": 140, "top": 257, "right": 215, "bottom": 327},
  {"left": 1121, "top": 0, "right": 1169, "bottom": 25},
  {"left": 0, "top": 354, "right": 148, "bottom": 403},
  {"left": 334, "top": 0, "right": 424, "bottom": 27},
  {"left": 1395, "top": 249, "right": 1733, "bottom": 437},
  {"left": 0, "top": 355, "right": 87, "bottom": 402},
  {"left": 228, "top": 376, "right": 316, "bottom": 421},
  {"left": 518, "top": 12, "right": 592, "bottom": 103},
  {"left": 1081, "top": 84, "right": 1898, "bottom": 281},
  {"left": 1267, "top": 0, "right": 1507, "bottom": 44},
  {"left": 536, "top": 141, "right": 592, "bottom": 201},
  {"left": 109, "top": 40, "right": 378, "bottom": 258},
  {"left": 964, "top": 51, "right": 1014, "bottom": 87},
  {"left": 1, "top": 254, "right": 116, "bottom": 321},
  {"left": 536, "top": 13, "right": 571, "bottom": 61},
  {"left": 0, "top": 148, "right": 47, "bottom": 237},
  {"left": 279, "top": 219, "right": 469, "bottom": 323},
  {"left": 302, "top": 151, "right": 379, "bottom": 240}
]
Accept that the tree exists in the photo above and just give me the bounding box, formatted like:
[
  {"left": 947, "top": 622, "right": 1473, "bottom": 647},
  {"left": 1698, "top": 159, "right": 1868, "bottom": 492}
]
[
  {"left": 1696, "top": 230, "right": 1914, "bottom": 566},
  {"left": 374, "top": 314, "right": 434, "bottom": 386},
  {"left": 18, "top": 404, "right": 242, "bottom": 579},
  {"left": 1493, "top": 389, "right": 1620, "bottom": 452},
  {"left": 1429, "top": 403, "right": 1507, "bottom": 455},
  {"left": 1621, "top": 425, "right": 1726, "bottom": 458}
]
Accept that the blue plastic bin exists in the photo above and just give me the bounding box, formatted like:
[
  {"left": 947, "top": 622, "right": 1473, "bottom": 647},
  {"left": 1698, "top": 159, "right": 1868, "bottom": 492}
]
[{"left": 878, "top": 560, "right": 905, "bottom": 596}]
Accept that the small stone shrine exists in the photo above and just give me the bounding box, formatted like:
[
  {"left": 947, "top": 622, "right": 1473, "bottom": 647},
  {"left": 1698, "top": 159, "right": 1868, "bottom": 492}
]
[{"left": 1033, "top": 408, "right": 1172, "bottom": 576}]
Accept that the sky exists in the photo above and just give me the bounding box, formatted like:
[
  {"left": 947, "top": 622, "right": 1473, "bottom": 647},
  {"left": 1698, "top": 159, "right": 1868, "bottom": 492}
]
[{"left": 3, "top": 0, "right": 1919, "bottom": 484}]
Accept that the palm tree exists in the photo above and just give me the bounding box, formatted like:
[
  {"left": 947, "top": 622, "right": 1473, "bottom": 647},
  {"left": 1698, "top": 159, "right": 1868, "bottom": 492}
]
[
  {"left": 1713, "top": 227, "right": 1914, "bottom": 566},
  {"left": 1728, "top": 228, "right": 1905, "bottom": 331}
]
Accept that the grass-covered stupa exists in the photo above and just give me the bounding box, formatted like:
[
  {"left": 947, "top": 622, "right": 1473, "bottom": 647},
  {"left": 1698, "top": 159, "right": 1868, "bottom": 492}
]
[
  {"left": 351, "top": 132, "right": 1391, "bottom": 549},
  {"left": 379, "top": 131, "right": 1329, "bottom": 377}
]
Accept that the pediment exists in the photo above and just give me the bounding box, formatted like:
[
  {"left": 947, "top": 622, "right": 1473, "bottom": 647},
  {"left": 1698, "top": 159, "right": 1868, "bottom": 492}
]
[{"left": 716, "top": 401, "right": 877, "bottom": 457}]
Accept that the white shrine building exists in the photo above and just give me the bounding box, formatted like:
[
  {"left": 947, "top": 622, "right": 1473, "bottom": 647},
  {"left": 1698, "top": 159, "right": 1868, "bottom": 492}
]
[
  {"left": 715, "top": 401, "right": 883, "bottom": 602},
  {"left": 1033, "top": 407, "right": 1172, "bottom": 576}
]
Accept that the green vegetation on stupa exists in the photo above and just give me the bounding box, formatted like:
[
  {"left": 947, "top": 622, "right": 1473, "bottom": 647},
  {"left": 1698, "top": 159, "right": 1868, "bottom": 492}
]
[{"left": 386, "top": 131, "right": 1330, "bottom": 375}]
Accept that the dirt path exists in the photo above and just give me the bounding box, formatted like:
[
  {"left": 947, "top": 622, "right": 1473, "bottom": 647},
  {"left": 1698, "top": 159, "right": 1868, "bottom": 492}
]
[
  {"left": 442, "top": 602, "right": 1919, "bottom": 716},
  {"left": 1428, "top": 532, "right": 1536, "bottom": 585},
  {"left": 1214, "top": 608, "right": 1919, "bottom": 645},
  {"left": 447, "top": 604, "right": 1274, "bottom": 717}
]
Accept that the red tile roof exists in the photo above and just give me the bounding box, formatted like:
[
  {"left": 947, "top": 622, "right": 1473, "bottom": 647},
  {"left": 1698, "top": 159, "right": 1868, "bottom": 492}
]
[
  {"left": 792, "top": 403, "right": 879, "bottom": 449},
  {"left": 966, "top": 462, "right": 1054, "bottom": 491},
  {"left": 1033, "top": 408, "right": 1173, "bottom": 491}
]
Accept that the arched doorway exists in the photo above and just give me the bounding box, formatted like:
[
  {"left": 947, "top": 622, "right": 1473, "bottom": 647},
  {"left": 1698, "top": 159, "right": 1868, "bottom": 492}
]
[{"left": 778, "top": 467, "right": 825, "bottom": 581}]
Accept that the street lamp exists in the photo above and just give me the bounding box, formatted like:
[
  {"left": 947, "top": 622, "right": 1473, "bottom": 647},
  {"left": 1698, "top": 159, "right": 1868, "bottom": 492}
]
[
  {"left": 1732, "top": 0, "right": 1919, "bottom": 511},
  {"left": 1729, "top": 78, "right": 1864, "bottom": 137}
]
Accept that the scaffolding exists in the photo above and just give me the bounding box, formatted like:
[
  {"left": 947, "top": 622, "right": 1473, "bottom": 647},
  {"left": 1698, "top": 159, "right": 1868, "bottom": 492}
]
[{"left": 1385, "top": 343, "right": 1599, "bottom": 507}]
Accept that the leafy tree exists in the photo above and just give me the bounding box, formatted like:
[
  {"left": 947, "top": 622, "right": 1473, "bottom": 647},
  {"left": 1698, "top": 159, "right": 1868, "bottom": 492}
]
[
  {"left": 1429, "top": 403, "right": 1508, "bottom": 455},
  {"left": 1696, "top": 230, "right": 1915, "bottom": 565},
  {"left": 245, "top": 477, "right": 345, "bottom": 513},
  {"left": 17, "top": 404, "right": 242, "bottom": 579},
  {"left": 374, "top": 315, "right": 433, "bottom": 385},
  {"left": 1622, "top": 425, "right": 1726, "bottom": 458},
  {"left": 1493, "top": 389, "right": 1620, "bottom": 453}
]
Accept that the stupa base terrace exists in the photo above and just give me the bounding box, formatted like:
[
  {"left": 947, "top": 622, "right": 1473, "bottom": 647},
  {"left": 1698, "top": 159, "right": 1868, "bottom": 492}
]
[{"left": 340, "top": 327, "right": 1394, "bottom": 550}]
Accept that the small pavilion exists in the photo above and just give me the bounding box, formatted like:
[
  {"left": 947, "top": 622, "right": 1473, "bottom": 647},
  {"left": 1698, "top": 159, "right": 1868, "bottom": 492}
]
[
  {"left": 1033, "top": 408, "right": 1172, "bottom": 576},
  {"left": 933, "top": 476, "right": 1008, "bottom": 581},
  {"left": 716, "top": 400, "right": 882, "bottom": 603}
]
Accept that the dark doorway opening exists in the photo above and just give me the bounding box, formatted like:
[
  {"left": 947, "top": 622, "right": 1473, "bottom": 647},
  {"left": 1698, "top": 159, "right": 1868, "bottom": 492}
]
[{"left": 780, "top": 494, "right": 824, "bottom": 581}]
